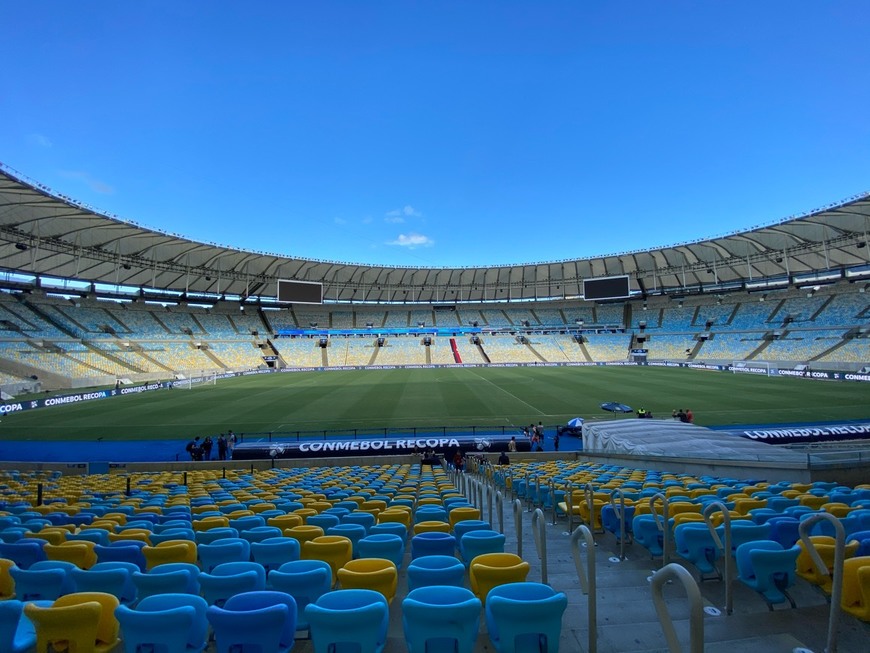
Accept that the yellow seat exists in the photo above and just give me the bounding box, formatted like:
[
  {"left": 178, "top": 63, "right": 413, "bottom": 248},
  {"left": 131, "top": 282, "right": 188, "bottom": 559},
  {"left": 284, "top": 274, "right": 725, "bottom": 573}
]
[
  {"left": 108, "top": 530, "right": 152, "bottom": 545},
  {"left": 25, "top": 591, "right": 121, "bottom": 653},
  {"left": 416, "top": 497, "right": 443, "bottom": 507},
  {"left": 302, "top": 535, "right": 353, "bottom": 586},
  {"left": 268, "top": 514, "right": 303, "bottom": 530},
  {"left": 248, "top": 503, "right": 277, "bottom": 514},
  {"left": 732, "top": 498, "right": 767, "bottom": 516},
  {"left": 796, "top": 536, "right": 860, "bottom": 594},
  {"left": 0, "top": 558, "right": 14, "bottom": 599},
  {"left": 841, "top": 556, "right": 870, "bottom": 622},
  {"left": 226, "top": 510, "right": 255, "bottom": 520},
  {"left": 821, "top": 503, "right": 854, "bottom": 518},
  {"left": 285, "top": 525, "right": 326, "bottom": 546},
  {"left": 336, "top": 557, "right": 398, "bottom": 603},
  {"left": 449, "top": 507, "right": 482, "bottom": 531},
  {"left": 307, "top": 501, "right": 334, "bottom": 514},
  {"left": 101, "top": 513, "right": 129, "bottom": 526},
  {"left": 469, "top": 553, "right": 530, "bottom": 604},
  {"left": 25, "top": 529, "right": 67, "bottom": 546},
  {"left": 377, "top": 509, "right": 411, "bottom": 531},
  {"left": 143, "top": 540, "right": 198, "bottom": 570},
  {"left": 798, "top": 495, "right": 829, "bottom": 510},
  {"left": 44, "top": 541, "right": 98, "bottom": 569},
  {"left": 293, "top": 508, "right": 318, "bottom": 523},
  {"left": 670, "top": 513, "right": 705, "bottom": 530},
  {"left": 707, "top": 511, "right": 750, "bottom": 528},
  {"left": 193, "top": 516, "right": 230, "bottom": 532},
  {"left": 414, "top": 521, "right": 451, "bottom": 535}
]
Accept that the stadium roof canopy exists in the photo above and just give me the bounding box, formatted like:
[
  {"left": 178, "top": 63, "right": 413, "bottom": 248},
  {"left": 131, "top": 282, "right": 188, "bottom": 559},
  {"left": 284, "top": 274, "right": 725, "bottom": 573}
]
[{"left": 1, "top": 165, "right": 869, "bottom": 304}]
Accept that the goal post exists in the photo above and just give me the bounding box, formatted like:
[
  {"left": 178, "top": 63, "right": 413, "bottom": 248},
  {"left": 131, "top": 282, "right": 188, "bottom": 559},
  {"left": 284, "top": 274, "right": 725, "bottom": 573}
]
[
  {"left": 730, "top": 361, "right": 772, "bottom": 376},
  {"left": 172, "top": 374, "right": 217, "bottom": 389}
]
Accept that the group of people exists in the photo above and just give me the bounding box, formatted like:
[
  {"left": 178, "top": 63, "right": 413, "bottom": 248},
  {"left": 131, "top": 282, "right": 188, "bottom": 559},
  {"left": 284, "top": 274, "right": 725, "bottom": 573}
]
[
  {"left": 673, "top": 408, "right": 694, "bottom": 423},
  {"left": 185, "top": 430, "right": 236, "bottom": 461},
  {"left": 522, "top": 422, "right": 548, "bottom": 451}
]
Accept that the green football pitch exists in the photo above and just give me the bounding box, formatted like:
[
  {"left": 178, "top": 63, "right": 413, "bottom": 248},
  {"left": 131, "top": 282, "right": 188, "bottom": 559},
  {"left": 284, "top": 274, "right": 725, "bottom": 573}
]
[{"left": 1, "top": 366, "right": 869, "bottom": 441}]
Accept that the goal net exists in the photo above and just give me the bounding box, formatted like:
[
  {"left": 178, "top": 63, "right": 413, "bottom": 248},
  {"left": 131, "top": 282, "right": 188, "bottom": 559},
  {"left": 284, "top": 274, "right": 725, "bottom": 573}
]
[
  {"left": 173, "top": 374, "right": 218, "bottom": 389},
  {"left": 730, "top": 361, "right": 772, "bottom": 376}
]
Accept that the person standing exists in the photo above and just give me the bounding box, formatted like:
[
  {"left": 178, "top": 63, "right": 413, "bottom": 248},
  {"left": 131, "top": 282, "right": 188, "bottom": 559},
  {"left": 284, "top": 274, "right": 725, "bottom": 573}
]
[
  {"left": 686, "top": 408, "right": 694, "bottom": 423},
  {"left": 508, "top": 436, "right": 517, "bottom": 452},
  {"left": 202, "top": 436, "right": 213, "bottom": 461},
  {"left": 228, "top": 430, "right": 237, "bottom": 457},
  {"left": 217, "top": 434, "right": 228, "bottom": 460}
]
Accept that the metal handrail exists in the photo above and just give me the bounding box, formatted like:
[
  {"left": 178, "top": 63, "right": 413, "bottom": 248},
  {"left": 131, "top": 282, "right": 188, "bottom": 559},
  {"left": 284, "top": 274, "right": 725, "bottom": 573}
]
[
  {"left": 495, "top": 490, "right": 505, "bottom": 534},
  {"left": 564, "top": 481, "right": 575, "bottom": 533},
  {"left": 798, "top": 512, "right": 846, "bottom": 653},
  {"left": 531, "top": 508, "right": 548, "bottom": 584},
  {"left": 550, "top": 480, "right": 558, "bottom": 526},
  {"left": 513, "top": 498, "right": 524, "bottom": 558},
  {"left": 651, "top": 563, "right": 705, "bottom": 653},
  {"left": 584, "top": 482, "right": 596, "bottom": 531},
  {"left": 649, "top": 492, "right": 671, "bottom": 565},
  {"left": 701, "top": 501, "right": 732, "bottom": 614},
  {"left": 571, "top": 524, "right": 597, "bottom": 653},
  {"left": 486, "top": 480, "right": 493, "bottom": 526},
  {"left": 609, "top": 488, "right": 628, "bottom": 561}
]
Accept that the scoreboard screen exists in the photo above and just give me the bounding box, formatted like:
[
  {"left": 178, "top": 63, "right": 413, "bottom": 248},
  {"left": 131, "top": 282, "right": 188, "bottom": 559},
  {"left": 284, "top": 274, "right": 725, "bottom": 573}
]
[
  {"left": 277, "top": 280, "right": 323, "bottom": 304},
  {"left": 583, "top": 275, "right": 630, "bottom": 300}
]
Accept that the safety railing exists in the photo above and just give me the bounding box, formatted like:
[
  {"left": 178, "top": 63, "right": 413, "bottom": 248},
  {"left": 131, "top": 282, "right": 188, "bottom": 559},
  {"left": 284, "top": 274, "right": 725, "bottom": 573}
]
[
  {"left": 609, "top": 488, "right": 629, "bottom": 561},
  {"left": 495, "top": 490, "right": 505, "bottom": 534},
  {"left": 798, "top": 512, "right": 846, "bottom": 653},
  {"left": 531, "top": 507, "right": 548, "bottom": 584},
  {"left": 701, "top": 500, "right": 732, "bottom": 614},
  {"left": 513, "top": 498, "right": 524, "bottom": 558},
  {"left": 649, "top": 492, "right": 671, "bottom": 566},
  {"left": 651, "top": 563, "right": 705, "bottom": 653},
  {"left": 571, "top": 524, "right": 597, "bottom": 653}
]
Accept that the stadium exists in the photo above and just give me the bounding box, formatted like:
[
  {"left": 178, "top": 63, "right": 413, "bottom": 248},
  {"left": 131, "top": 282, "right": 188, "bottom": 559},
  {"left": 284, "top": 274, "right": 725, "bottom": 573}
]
[
  {"left": 1, "top": 161, "right": 869, "bottom": 651},
  {"left": 2, "top": 3, "right": 870, "bottom": 650}
]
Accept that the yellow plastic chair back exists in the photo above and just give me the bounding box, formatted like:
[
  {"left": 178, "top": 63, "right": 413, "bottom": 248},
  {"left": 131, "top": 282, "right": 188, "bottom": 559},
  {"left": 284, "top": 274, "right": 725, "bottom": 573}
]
[
  {"left": 469, "top": 553, "right": 531, "bottom": 604},
  {"left": 336, "top": 557, "right": 398, "bottom": 603}
]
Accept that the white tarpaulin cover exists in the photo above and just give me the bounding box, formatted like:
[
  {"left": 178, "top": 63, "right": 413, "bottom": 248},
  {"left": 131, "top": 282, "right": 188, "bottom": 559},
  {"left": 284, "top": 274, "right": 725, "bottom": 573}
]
[{"left": 581, "top": 419, "right": 808, "bottom": 463}]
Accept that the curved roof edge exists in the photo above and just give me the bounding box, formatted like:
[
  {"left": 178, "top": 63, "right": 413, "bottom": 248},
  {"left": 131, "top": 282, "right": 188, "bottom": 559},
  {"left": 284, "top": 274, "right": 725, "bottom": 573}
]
[{"left": 1, "top": 164, "right": 869, "bottom": 304}]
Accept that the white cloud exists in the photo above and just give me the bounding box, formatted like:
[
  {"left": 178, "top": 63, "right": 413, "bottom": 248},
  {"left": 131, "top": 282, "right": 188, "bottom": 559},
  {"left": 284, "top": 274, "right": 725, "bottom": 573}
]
[
  {"left": 58, "top": 170, "right": 114, "bottom": 194},
  {"left": 387, "top": 232, "right": 434, "bottom": 248},
  {"left": 334, "top": 217, "right": 348, "bottom": 225},
  {"left": 30, "top": 133, "right": 53, "bottom": 148},
  {"left": 386, "top": 205, "right": 422, "bottom": 221}
]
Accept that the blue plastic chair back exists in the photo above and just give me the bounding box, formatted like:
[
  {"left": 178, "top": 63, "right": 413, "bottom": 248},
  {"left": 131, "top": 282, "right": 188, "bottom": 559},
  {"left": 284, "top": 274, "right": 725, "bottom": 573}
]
[
  {"left": 453, "top": 520, "right": 491, "bottom": 543},
  {"left": 224, "top": 590, "right": 298, "bottom": 648},
  {"left": 407, "top": 555, "right": 466, "bottom": 591},
  {"left": 200, "top": 562, "right": 266, "bottom": 607},
  {"left": 9, "top": 561, "right": 74, "bottom": 601},
  {"left": 207, "top": 602, "right": 292, "bottom": 653},
  {"left": 138, "top": 593, "right": 209, "bottom": 651},
  {"left": 357, "top": 534, "right": 406, "bottom": 568},
  {"left": 305, "top": 588, "right": 389, "bottom": 653},
  {"left": 151, "top": 562, "right": 202, "bottom": 594},
  {"left": 194, "top": 527, "right": 240, "bottom": 545},
  {"left": 251, "top": 537, "right": 301, "bottom": 574},
  {"left": 402, "top": 585, "right": 481, "bottom": 653},
  {"left": 115, "top": 604, "right": 195, "bottom": 653},
  {"left": 341, "top": 512, "right": 376, "bottom": 533},
  {"left": 736, "top": 541, "right": 801, "bottom": 606},
  {"left": 70, "top": 562, "right": 137, "bottom": 603},
  {"left": 94, "top": 542, "right": 147, "bottom": 571},
  {"left": 459, "top": 530, "right": 506, "bottom": 567},
  {"left": 411, "top": 532, "right": 456, "bottom": 559},
  {"left": 198, "top": 538, "right": 252, "bottom": 573},
  {"left": 674, "top": 523, "right": 720, "bottom": 575},
  {"left": 0, "top": 540, "right": 47, "bottom": 569},
  {"left": 269, "top": 559, "right": 332, "bottom": 630},
  {"left": 0, "top": 599, "right": 37, "bottom": 653},
  {"left": 485, "top": 582, "right": 567, "bottom": 653}
]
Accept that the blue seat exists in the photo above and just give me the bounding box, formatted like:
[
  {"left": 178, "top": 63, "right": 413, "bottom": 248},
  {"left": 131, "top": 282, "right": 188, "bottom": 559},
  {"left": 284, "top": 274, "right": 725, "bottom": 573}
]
[
  {"left": 601, "top": 504, "right": 635, "bottom": 542},
  {"left": 411, "top": 532, "right": 457, "bottom": 559},
  {"left": 459, "top": 530, "right": 506, "bottom": 567},
  {"left": 485, "top": 582, "right": 567, "bottom": 653},
  {"left": 0, "top": 540, "right": 48, "bottom": 569},
  {"left": 240, "top": 526, "right": 284, "bottom": 545},
  {"left": 847, "top": 529, "right": 870, "bottom": 557},
  {"left": 150, "top": 528, "right": 196, "bottom": 545},
  {"left": 767, "top": 517, "right": 801, "bottom": 549},
  {"left": 67, "top": 529, "right": 111, "bottom": 546},
  {"left": 95, "top": 541, "right": 147, "bottom": 571},
  {"left": 453, "top": 520, "right": 491, "bottom": 544},
  {"left": 414, "top": 506, "right": 449, "bottom": 524},
  {"left": 341, "top": 512, "right": 376, "bottom": 533},
  {"left": 229, "top": 516, "right": 266, "bottom": 532},
  {"left": 115, "top": 602, "right": 196, "bottom": 652},
  {"left": 153, "top": 520, "right": 193, "bottom": 534},
  {"left": 0, "top": 528, "right": 29, "bottom": 544},
  {"left": 150, "top": 562, "right": 202, "bottom": 594},
  {"left": 136, "top": 593, "right": 209, "bottom": 652},
  {"left": 222, "top": 590, "right": 298, "bottom": 651},
  {"left": 0, "top": 599, "right": 37, "bottom": 653},
  {"left": 327, "top": 524, "right": 368, "bottom": 557},
  {"left": 718, "top": 522, "right": 771, "bottom": 555},
  {"left": 369, "top": 522, "right": 407, "bottom": 540},
  {"left": 407, "top": 555, "right": 467, "bottom": 591},
  {"left": 69, "top": 561, "right": 138, "bottom": 604},
  {"left": 200, "top": 561, "right": 267, "bottom": 607},
  {"left": 674, "top": 523, "right": 721, "bottom": 576},
  {"left": 194, "top": 527, "right": 240, "bottom": 545},
  {"left": 307, "top": 514, "right": 341, "bottom": 532},
  {"left": 251, "top": 537, "right": 301, "bottom": 575},
  {"left": 357, "top": 533, "right": 406, "bottom": 568},
  {"left": 8, "top": 561, "right": 75, "bottom": 601},
  {"left": 198, "top": 537, "right": 252, "bottom": 573},
  {"left": 403, "top": 585, "right": 481, "bottom": 653},
  {"left": 736, "top": 540, "right": 801, "bottom": 608},
  {"left": 632, "top": 515, "right": 664, "bottom": 558},
  {"left": 268, "top": 559, "right": 332, "bottom": 630},
  {"left": 305, "top": 588, "right": 389, "bottom": 653}
]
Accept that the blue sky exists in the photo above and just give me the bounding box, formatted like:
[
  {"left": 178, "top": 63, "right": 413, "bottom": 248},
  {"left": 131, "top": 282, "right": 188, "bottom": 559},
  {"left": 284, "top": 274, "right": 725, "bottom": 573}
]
[{"left": 2, "top": 2, "right": 869, "bottom": 268}]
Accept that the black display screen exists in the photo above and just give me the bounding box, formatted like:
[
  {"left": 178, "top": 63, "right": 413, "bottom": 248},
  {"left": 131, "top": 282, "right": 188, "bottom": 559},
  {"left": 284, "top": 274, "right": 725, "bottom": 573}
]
[
  {"left": 277, "top": 280, "right": 323, "bottom": 304},
  {"left": 583, "top": 275, "right": 630, "bottom": 300}
]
